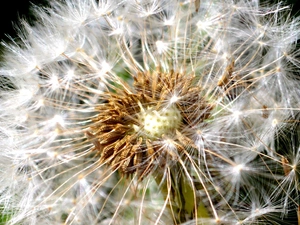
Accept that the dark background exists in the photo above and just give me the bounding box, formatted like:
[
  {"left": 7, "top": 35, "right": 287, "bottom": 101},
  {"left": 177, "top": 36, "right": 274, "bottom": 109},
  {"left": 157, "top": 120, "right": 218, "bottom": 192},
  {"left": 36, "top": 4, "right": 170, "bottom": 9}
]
[
  {"left": 0, "top": 0, "right": 49, "bottom": 43},
  {"left": 0, "top": 0, "right": 300, "bottom": 43}
]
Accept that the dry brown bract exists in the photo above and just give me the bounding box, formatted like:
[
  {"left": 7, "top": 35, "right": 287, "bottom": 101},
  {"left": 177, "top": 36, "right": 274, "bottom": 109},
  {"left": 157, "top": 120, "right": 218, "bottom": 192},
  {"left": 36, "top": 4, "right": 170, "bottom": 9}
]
[{"left": 87, "top": 69, "right": 214, "bottom": 179}]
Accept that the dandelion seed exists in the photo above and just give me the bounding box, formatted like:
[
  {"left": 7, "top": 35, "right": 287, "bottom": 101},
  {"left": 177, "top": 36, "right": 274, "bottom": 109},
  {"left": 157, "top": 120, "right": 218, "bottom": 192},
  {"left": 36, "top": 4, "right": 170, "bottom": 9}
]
[{"left": 233, "top": 164, "right": 244, "bottom": 175}]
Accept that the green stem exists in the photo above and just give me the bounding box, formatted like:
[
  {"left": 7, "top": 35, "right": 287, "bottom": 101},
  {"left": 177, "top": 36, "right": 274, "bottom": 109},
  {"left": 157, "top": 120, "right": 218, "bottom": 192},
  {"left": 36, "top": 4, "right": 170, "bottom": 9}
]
[{"left": 154, "top": 166, "right": 210, "bottom": 224}]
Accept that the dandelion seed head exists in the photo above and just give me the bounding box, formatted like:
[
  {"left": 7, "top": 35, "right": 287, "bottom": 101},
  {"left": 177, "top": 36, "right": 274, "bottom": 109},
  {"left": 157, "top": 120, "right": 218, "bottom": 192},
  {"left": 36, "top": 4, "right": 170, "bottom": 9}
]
[
  {"left": 1, "top": 0, "right": 300, "bottom": 224},
  {"left": 136, "top": 105, "right": 182, "bottom": 139},
  {"left": 88, "top": 69, "right": 212, "bottom": 178}
]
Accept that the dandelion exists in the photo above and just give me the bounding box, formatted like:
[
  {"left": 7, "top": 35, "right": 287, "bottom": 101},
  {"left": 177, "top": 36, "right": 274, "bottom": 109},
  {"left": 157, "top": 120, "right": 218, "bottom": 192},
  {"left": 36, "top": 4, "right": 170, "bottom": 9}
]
[{"left": 0, "top": 0, "right": 300, "bottom": 224}]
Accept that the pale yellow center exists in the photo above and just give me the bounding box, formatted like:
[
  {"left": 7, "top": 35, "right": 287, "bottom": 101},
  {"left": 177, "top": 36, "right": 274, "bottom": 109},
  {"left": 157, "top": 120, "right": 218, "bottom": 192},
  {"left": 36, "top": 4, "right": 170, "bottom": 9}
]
[{"left": 134, "top": 106, "right": 182, "bottom": 139}]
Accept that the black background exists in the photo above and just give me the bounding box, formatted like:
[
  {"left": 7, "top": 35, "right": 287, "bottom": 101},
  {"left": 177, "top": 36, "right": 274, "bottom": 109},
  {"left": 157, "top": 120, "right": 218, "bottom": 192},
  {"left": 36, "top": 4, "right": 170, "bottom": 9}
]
[{"left": 0, "top": 0, "right": 49, "bottom": 42}]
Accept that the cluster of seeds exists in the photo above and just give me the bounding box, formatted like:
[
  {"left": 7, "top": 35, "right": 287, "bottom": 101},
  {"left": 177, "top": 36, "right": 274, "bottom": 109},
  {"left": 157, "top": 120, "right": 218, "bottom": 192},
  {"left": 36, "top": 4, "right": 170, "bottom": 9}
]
[{"left": 88, "top": 69, "right": 213, "bottom": 178}]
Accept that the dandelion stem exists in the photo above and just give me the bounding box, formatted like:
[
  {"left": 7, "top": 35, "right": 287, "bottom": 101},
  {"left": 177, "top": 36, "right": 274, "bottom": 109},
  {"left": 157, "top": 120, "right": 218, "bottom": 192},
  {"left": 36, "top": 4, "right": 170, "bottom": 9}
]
[{"left": 154, "top": 165, "right": 210, "bottom": 224}]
